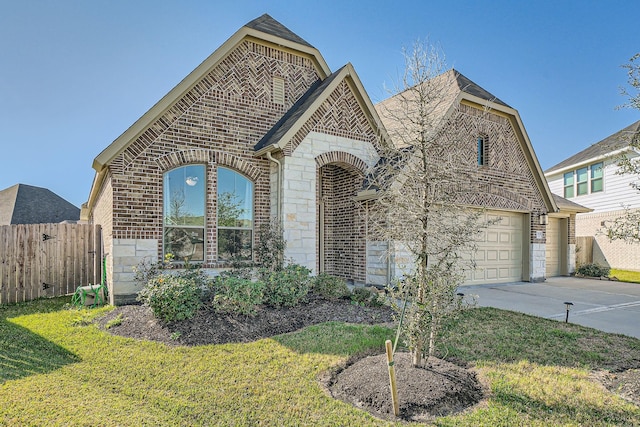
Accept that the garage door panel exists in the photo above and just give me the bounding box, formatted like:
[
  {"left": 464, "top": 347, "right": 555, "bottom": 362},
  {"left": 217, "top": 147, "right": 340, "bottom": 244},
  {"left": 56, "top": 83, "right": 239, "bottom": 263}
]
[
  {"left": 545, "top": 218, "right": 561, "bottom": 277},
  {"left": 465, "top": 211, "right": 524, "bottom": 285}
]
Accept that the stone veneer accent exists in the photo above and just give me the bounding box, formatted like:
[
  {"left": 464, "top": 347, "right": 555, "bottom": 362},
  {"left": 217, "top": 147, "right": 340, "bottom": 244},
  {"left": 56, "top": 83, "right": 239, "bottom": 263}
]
[
  {"left": 530, "top": 243, "right": 546, "bottom": 282},
  {"left": 366, "top": 241, "right": 389, "bottom": 286},
  {"left": 281, "top": 132, "right": 379, "bottom": 273},
  {"left": 568, "top": 243, "right": 577, "bottom": 274},
  {"left": 111, "top": 238, "right": 158, "bottom": 305}
]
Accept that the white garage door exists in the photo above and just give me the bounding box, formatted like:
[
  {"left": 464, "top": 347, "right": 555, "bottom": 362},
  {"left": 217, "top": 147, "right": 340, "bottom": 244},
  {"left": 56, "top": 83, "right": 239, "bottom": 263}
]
[
  {"left": 465, "top": 211, "right": 524, "bottom": 285},
  {"left": 545, "top": 218, "right": 561, "bottom": 277}
]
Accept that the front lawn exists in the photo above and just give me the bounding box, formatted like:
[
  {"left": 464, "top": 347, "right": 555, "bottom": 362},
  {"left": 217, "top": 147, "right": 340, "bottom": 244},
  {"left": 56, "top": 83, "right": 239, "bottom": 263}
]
[
  {"left": 610, "top": 269, "right": 640, "bottom": 284},
  {"left": 1, "top": 298, "right": 639, "bottom": 426}
]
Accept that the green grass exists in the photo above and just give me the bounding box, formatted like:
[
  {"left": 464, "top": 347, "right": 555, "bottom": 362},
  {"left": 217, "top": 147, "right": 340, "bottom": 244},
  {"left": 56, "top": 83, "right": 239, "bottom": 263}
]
[
  {"left": 1, "top": 298, "right": 639, "bottom": 426},
  {"left": 610, "top": 269, "right": 640, "bottom": 284}
]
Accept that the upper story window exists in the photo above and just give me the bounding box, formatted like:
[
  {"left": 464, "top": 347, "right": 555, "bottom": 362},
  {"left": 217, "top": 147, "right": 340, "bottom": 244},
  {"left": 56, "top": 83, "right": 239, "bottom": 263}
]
[
  {"left": 563, "top": 171, "right": 574, "bottom": 198},
  {"left": 563, "top": 162, "right": 604, "bottom": 198},
  {"left": 477, "top": 135, "right": 488, "bottom": 166},
  {"left": 591, "top": 162, "right": 603, "bottom": 192},
  {"left": 163, "top": 165, "right": 206, "bottom": 262},
  {"left": 217, "top": 167, "right": 254, "bottom": 262}
]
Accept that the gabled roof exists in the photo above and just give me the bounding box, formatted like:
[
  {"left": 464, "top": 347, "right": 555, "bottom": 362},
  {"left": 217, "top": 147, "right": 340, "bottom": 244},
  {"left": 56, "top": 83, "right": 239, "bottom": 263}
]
[
  {"left": 254, "top": 63, "right": 390, "bottom": 155},
  {"left": 545, "top": 120, "right": 640, "bottom": 175},
  {"left": 373, "top": 69, "right": 557, "bottom": 213},
  {"left": 454, "top": 70, "right": 511, "bottom": 108},
  {"left": 0, "top": 184, "right": 80, "bottom": 225},
  {"left": 87, "top": 14, "right": 332, "bottom": 211},
  {"left": 551, "top": 193, "right": 593, "bottom": 214},
  {"left": 244, "top": 14, "right": 313, "bottom": 48}
]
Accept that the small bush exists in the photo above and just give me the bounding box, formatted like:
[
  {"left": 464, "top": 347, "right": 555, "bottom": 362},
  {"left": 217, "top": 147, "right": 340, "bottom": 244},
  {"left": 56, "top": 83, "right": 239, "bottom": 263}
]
[
  {"left": 351, "top": 287, "right": 385, "bottom": 307},
  {"left": 263, "top": 264, "right": 311, "bottom": 308},
  {"left": 213, "top": 276, "right": 265, "bottom": 316},
  {"left": 311, "top": 273, "right": 350, "bottom": 300},
  {"left": 137, "top": 274, "right": 203, "bottom": 322},
  {"left": 576, "top": 263, "right": 611, "bottom": 278},
  {"left": 133, "top": 253, "right": 176, "bottom": 288}
]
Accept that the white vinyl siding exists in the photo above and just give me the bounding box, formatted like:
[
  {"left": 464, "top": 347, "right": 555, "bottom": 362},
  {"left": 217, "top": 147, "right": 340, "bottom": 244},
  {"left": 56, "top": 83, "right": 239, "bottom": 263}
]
[{"left": 546, "top": 153, "right": 640, "bottom": 213}]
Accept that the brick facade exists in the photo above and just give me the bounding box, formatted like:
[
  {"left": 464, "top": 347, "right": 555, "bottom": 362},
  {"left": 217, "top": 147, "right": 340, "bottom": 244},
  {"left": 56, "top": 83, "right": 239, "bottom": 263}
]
[
  {"left": 88, "top": 16, "right": 556, "bottom": 303},
  {"left": 91, "top": 38, "right": 327, "bottom": 302},
  {"left": 319, "top": 164, "right": 366, "bottom": 283},
  {"left": 576, "top": 209, "right": 640, "bottom": 271}
]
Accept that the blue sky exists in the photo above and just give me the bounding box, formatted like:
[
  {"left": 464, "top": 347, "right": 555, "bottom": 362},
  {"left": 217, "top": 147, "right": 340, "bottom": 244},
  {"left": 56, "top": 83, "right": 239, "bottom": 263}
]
[{"left": 1, "top": 0, "right": 639, "bottom": 207}]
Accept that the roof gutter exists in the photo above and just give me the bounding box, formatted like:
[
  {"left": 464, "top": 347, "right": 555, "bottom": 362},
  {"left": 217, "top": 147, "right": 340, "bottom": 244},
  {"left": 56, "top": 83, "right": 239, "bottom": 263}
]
[{"left": 265, "top": 151, "right": 283, "bottom": 226}]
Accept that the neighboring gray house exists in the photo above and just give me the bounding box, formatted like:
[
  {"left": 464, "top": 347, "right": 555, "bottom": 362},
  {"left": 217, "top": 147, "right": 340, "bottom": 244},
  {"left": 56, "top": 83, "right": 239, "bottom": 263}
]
[
  {"left": 0, "top": 184, "right": 80, "bottom": 225},
  {"left": 545, "top": 120, "right": 640, "bottom": 271}
]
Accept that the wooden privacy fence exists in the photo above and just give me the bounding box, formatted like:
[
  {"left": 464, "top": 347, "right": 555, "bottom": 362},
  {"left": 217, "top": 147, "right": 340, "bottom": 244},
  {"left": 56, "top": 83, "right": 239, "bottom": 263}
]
[
  {"left": 0, "top": 223, "right": 102, "bottom": 305},
  {"left": 576, "top": 236, "right": 594, "bottom": 267}
]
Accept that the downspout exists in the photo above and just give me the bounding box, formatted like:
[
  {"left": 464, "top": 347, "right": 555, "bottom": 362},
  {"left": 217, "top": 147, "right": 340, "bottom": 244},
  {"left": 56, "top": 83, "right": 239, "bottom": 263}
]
[{"left": 265, "top": 151, "right": 282, "bottom": 225}]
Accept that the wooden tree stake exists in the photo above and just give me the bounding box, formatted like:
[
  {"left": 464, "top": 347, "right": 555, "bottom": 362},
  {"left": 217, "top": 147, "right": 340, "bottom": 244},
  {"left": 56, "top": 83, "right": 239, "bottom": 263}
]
[{"left": 385, "top": 339, "right": 400, "bottom": 417}]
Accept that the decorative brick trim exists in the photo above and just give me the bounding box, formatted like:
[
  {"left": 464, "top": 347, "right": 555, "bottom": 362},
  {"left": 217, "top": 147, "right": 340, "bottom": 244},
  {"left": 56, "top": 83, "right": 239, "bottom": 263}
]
[
  {"left": 216, "top": 151, "right": 262, "bottom": 181},
  {"left": 155, "top": 149, "right": 216, "bottom": 171},
  {"left": 283, "top": 80, "right": 380, "bottom": 155},
  {"left": 315, "top": 151, "right": 368, "bottom": 175}
]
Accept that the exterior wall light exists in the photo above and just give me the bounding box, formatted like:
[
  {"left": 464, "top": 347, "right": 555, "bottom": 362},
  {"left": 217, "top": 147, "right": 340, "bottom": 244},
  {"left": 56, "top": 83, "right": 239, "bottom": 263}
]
[{"left": 539, "top": 213, "right": 549, "bottom": 226}]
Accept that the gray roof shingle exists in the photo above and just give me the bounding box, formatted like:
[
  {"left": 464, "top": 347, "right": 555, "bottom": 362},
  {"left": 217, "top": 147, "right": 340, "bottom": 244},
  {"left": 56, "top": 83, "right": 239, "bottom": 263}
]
[
  {"left": 244, "top": 14, "right": 313, "bottom": 48},
  {"left": 545, "top": 120, "right": 640, "bottom": 174},
  {"left": 453, "top": 70, "right": 511, "bottom": 108},
  {"left": 0, "top": 184, "right": 80, "bottom": 225}
]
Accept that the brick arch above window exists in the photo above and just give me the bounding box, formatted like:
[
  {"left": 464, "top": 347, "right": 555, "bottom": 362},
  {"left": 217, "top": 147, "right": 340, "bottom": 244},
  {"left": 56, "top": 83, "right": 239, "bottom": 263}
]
[
  {"left": 155, "top": 149, "right": 215, "bottom": 171},
  {"left": 155, "top": 149, "right": 261, "bottom": 181},
  {"left": 314, "top": 151, "right": 368, "bottom": 175},
  {"left": 215, "top": 152, "right": 262, "bottom": 182}
]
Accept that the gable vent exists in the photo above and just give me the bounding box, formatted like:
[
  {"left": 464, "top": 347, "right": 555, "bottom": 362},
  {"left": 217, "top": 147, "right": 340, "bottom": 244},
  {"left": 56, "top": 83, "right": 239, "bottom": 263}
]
[{"left": 273, "top": 77, "right": 285, "bottom": 105}]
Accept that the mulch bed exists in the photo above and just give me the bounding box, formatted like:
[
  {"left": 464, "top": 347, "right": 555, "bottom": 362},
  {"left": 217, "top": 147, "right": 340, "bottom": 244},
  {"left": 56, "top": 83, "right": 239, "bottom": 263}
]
[{"left": 95, "top": 294, "right": 639, "bottom": 420}]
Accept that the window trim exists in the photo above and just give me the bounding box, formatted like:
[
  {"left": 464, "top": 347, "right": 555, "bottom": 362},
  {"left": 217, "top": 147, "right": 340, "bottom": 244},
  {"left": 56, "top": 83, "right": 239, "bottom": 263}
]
[
  {"left": 590, "top": 162, "right": 603, "bottom": 193},
  {"left": 216, "top": 166, "right": 255, "bottom": 262},
  {"left": 162, "top": 164, "right": 207, "bottom": 263},
  {"left": 477, "top": 134, "right": 488, "bottom": 166},
  {"left": 562, "top": 162, "right": 605, "bottom": 198},
  {"left": 563, "top": 171, "right": 574, "bottom": 199}
]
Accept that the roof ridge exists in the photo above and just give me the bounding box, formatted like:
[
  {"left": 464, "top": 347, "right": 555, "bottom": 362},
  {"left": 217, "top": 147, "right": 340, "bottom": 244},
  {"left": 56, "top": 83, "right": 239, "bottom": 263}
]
[
  {"left": 451, "top": 69, "right": 510, "bottom": 108},
  {"left": 244, "top": 14, "right": 313, "bottom": 48}
]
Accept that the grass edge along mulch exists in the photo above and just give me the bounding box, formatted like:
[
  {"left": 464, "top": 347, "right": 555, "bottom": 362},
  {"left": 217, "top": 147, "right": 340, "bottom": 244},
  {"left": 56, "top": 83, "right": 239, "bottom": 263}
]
[{"left": 1, "top": 298, "right": 639, "bottom": 426}]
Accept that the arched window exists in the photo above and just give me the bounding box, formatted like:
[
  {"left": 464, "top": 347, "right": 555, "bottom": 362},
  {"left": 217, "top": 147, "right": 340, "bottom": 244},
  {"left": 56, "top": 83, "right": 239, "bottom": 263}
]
[
  {"left": 163, "top": 165, "right": 206, "bottom": 262},
  {"left": 217, "top": 167, "right": 254, "bottom": 261}
]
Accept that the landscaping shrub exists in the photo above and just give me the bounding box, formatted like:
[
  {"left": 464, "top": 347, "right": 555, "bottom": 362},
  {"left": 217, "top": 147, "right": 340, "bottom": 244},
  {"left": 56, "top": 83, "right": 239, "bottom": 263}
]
[
  {"left": 213, "top": 275, "right": 265, "bottom": 316},
  {"left": 311, "top": 273, "right": 351, "bottom": 300},
  {"left": 576, "top": 263, "right": 611, "bottom": 278},
  {"left": 137, "top": 273, "right": 204, "bottom": 322},
  {"left": 351, "top": 287, "right": 385, "bottom": 307},
  {"left": 263, "top": 264, "right": 311, "bottom": 308}
]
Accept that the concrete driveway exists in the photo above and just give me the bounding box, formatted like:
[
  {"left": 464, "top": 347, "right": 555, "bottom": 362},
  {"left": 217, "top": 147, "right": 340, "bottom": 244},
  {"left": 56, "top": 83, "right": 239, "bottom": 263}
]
[{"left": 457, "top": 276, "right": 640, "bottom": 339}]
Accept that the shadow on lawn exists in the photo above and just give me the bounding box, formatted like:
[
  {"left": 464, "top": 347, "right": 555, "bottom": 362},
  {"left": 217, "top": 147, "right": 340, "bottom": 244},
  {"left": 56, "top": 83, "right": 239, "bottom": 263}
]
[
  {"left": 0, "top": 299, "right": 79, "bottom": 384},
  {"left": 272, "top": 321, "right": 394, "bottom": 357},
  {"left": 1, "top": 308, "right": 79, "bottom": 383}
]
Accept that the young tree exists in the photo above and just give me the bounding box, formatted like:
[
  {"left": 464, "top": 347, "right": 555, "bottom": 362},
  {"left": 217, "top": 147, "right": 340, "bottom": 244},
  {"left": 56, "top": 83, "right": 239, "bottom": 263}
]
[
  {"left": 603, "top": 53, "right": 640, "bottom": 244},
  {"left": 367, "top": 41, "right": 494, "bottom": 367}
]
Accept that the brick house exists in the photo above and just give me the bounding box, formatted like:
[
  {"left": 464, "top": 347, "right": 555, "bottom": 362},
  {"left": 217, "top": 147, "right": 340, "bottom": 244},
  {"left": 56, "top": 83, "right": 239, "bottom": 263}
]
[{"left": 82, "top": 14, "right": 573, "bottom": 304}]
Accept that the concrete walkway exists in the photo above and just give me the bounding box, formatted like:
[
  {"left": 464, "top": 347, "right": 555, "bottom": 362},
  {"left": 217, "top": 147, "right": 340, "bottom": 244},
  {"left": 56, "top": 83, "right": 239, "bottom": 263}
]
[{"left": 457, "top": 276, "right": 640, "bottom": 339}]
